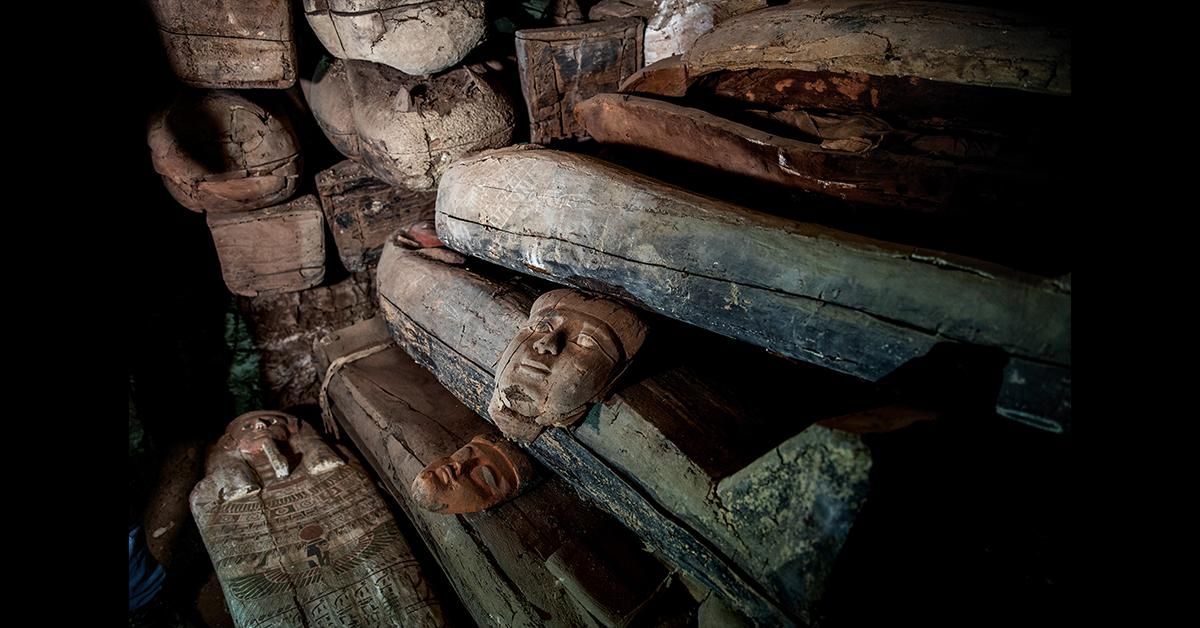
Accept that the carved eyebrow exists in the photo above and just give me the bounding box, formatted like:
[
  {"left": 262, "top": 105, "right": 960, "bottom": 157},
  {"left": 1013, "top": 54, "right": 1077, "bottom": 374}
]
[{"left": 575, "top": 324, "right": 621, "bottom": 362}]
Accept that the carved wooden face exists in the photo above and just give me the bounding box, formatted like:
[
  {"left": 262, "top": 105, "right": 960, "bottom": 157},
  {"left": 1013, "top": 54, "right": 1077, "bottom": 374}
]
[
  {"left": 223, "top": 411, "right": 298, "bottom": 455},
  {"left": 410, "top": 435, "right": 529, "bottom": 514},
  {"left": 489, "top": 290, "right": 646, "bottom": 441}
]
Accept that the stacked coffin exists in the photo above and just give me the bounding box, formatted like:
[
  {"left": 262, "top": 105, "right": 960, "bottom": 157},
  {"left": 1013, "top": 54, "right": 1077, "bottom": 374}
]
[
  {"left": 364, "top": 1, "right": 1064, "bottom": 624},
  {"left": 150, "top": 1, "right": 1070, "bottom": 626}
]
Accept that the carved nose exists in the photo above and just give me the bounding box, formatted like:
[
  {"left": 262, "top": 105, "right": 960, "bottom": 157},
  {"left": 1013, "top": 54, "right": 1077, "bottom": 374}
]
[{"left": 534, "top": 331, "right": 562, "bottom": 355}]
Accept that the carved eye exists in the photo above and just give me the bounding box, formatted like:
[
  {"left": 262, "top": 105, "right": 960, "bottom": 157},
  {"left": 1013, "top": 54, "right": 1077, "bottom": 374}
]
[
  {"left": 478, "top": 465, "right": 499, "bottom": 490},
  {"left": 534, "top": 320, "right": 552, "bottom": 333},
  {"left": 575, "top": 333, "right": 597, "bottom": 349}
]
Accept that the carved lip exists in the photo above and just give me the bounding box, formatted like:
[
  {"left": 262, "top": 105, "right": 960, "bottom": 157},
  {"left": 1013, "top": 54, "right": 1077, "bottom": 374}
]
[{"left": 518, "top": 359, "right": 552, "bottom": 376}]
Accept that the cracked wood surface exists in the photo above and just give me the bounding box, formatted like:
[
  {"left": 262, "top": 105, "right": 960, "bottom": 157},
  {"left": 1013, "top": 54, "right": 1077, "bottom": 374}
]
[
  {"left": 302, "top": 57, "right": 360, "bottom": 161},
  {"left": 377, "top": 243, "right": 878, "bottom": 624},
  {"left": 317, "top": 317, "right": 686, "bottom": 627},
  {"left": 684, "top": 1, "right": 1070, "bottom": 96},
  {"left": 238, "top": 271, "right": 377, "bottom": 409},
  {"left": 315, "top": 160, "right": 435, "bottom": 272},
  {"left": 576, "top": 93, "right": 1046, "bottom": 214},
  {"left": 436, "top": 147, "right": 1070, "bottom": 380},
  {"left": 148, "top": 91, "right": 302, "bottom": 213},
  {"left": 190, "top": 437, "right": 445, "bottom": 627},
  {"left": 345, "top": 61, "right": 515, "bottom": 190},
  {"left": 207, "top": 195, "right": 325, "bottom": 298},
  {"left": 149, "top": 0, "right": 297, "bottom": 88},
  {"left": 643, "top": 1, "right": 771, "bottom": 65},
  {"left": 302, "top": 0, "right": 486, "bottom": 76},
  {"left": 515, "top": 18, "right": 644, "bottom": 144}
]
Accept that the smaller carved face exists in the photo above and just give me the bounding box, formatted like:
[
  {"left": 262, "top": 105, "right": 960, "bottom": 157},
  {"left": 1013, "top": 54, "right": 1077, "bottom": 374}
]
[
  {"left": 490, "top": 290, "right": 647, "bottom": 440},
  {"left": 410, "top": 434, "right": 531, "bottom": 514},
  {"left": 223, "top": 411, "right": 297, "bottom": 455}
]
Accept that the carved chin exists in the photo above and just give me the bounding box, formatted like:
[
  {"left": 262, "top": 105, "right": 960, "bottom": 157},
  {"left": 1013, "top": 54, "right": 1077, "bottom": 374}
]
[
  {"left": 497, "top": 384, "right": 540, "bottom": 419},
  {"left": 409, "top": 475, "right": 445, "bottom": 512},
  {"left": 488, "top": 394, "right": 545, "bottom": 443}
]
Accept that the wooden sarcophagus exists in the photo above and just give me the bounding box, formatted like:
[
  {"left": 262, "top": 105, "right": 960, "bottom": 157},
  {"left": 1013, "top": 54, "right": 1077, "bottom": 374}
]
[{"left": 190, "top": 411, "right": 445, "bottom": 627}]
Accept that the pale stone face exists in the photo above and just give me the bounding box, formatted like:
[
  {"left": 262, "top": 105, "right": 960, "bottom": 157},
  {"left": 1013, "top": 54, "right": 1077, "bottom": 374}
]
[{"left": 303, "top": 0, "right": 487, "bottom": 76}]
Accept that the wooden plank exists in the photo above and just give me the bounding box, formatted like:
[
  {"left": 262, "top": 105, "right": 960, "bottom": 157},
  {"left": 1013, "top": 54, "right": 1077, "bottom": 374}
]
[
  {"left": 378, "top": 243, "right": 878, "bottom": 625},
  {"left": 515, "top": 19, "right": 644, "bottom": 144},
  {"left": 691, "top": 67, "right": 1070, "bottom": 134},
  {"left": 316, "top": 317, "right": 690, "bottom": 627},
  {"left": 148, "top": 0, "right": 297, "bottom": 89},
  {"left": 302, "top": 0, "right": 487, "bottom": 76},
  {"left": 207, "top": 195, "right": 325, "bottom": 297},
  {"left": 683, "top": 1, "right": 1071, "bottom": 96},
  {"left": 576, "top": 93, "right": 1044, "bottom": 214},
  {"left": 238, "top": 271, "right": 377, "bottom": 408},
  {"left": 675, "top": 2, "right": 1070, "bottom": 133},
  {"left": 619, "top": 55, "right": 688, "bottom": 97},
  {"left": 314, "top": 159, "right": 436, "bottom": 272},
  {"left": 435, "top": 147, "right": 1071, "bottom": 381}
]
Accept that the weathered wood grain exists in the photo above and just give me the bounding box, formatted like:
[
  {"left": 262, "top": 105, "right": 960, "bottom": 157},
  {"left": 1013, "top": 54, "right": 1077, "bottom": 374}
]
[
  {"left": 588, "top": 0, "right": 655, "bottom": 21},
  {"left": 378, "top": 243, "right": 877, "bottom": 624},
  {"left": 302, "top": 0, "right": 487, "bottom": 76},
  {"left": 314, "top": 160, "right": 436, "bottom": 272},
  {"left": 316, "top": 317, "right": 690, "bottom": 627},
  {"left": 238, "top": 271, "right": 377, "bottom": 409},
  {"left": 149, "top": 0, "right": 297, "bottom": 89},
  {"left": 619, "top": 55, "right": 688, "bottom": 97},
  {"left": 684, "top": 1, "right": 1071, "bottom": 96},
  {"left": 576, "top": 93, "right": 1043, "bottom": 213},
  {"left": 207, "top": 195, "right": 325, "bottom": 297},
  {"left": 515, "top": 19, "right": 644, "bottom": 144},
  {"left": 190, "top": 423, "right": 445, "bottom": 627},
  {"left": 436, "top": 147, "right": 1071, "bottom": 380},
  {"left": 547, "top": 0, "right": 586, "bottom": 24},
  {"left": 148, "top": 91, "right": 302, "bottom": 214},
  {"left": 345, "top": 60, "right": 515, "bottom": 190},
  {"left": 302, "top": 57, "right": 360, "bottom": 161},
  {"left": 644, "top": 1, "right": 769, "bottom": 65},
  {"left": 691, "top": 66, "right": 1070, "bottom": 134},
  {"left": 672, "top": 1, "right": 1071, "bottom": 135}
]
